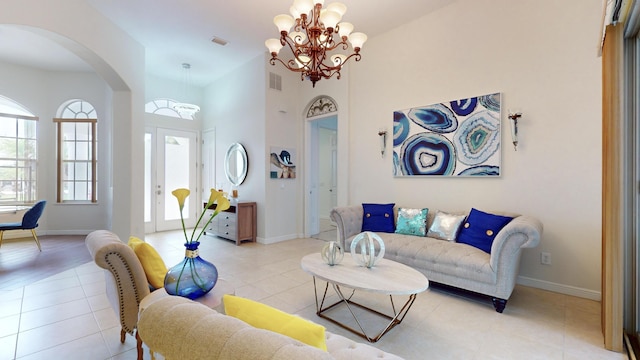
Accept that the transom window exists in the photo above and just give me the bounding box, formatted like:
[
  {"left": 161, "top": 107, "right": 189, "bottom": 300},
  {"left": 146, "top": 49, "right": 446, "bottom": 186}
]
[
  {"left": 0, "top": 95, "right": 38, "bottom": 205},
  {"left": 55, "top": 100, "right": 97, "bottom": 203},
  {"left": 145, "top": 98, "right": 195, "bottom": 120}
]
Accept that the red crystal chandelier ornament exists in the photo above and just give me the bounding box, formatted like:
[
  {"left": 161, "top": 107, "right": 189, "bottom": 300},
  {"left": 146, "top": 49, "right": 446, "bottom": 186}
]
[{"left": 265, "top": 0, "right": 367, "bottom": 87}]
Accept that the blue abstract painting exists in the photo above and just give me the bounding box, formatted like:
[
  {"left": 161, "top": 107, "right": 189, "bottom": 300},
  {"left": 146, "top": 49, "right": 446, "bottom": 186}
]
[{"left": 393, "top": 93, "right": 501, "bottom": 177}]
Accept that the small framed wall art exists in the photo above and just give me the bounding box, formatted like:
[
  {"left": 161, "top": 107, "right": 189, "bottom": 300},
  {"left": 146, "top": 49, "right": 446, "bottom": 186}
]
[{"left": 269, "top": 147, "right": 296, "bottom": 179}]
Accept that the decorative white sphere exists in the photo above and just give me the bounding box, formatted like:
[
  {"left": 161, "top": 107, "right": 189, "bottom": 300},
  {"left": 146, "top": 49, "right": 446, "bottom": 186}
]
[
  {"left": 350, "top": 231, "right": 385, "bottom": 268},
  {"left": 321, "top": 241, "right": 344, "bottom": 266}
]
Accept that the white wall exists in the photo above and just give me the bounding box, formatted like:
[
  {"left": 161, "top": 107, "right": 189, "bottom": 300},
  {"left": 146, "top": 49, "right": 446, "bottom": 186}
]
[
  {"left": 0, "top": 62, "right": 113, "bottom": 234},
  {"left": 346, "top": 0, "right": 603, "bottom": 298},
  {"left": 203, "top": 55, "right": 269, "bottom": 240},
  {"left": 0, "top": 0, "right": 146, "bottom": 240},
  {"left": 264, "top": 57, "right": 304, "bottom": 243},
  {"left": 202, "top": 53, "right": 308, "bottom": 243}
]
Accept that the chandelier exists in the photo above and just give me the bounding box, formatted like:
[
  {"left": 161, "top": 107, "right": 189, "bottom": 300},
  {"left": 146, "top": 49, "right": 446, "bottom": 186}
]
[
  {"left": 265, "top": 0, "right": 367, "bottom": 87},
  {"left": 172, "top": 63, "right": 200, "bottom": 117}
]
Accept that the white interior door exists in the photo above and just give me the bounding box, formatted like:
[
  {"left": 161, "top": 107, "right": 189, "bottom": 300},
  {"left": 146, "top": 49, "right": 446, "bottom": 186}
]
[
  {"left": 307, "top": 121, "right": 320, "bottom": 236},
  {"left": 318, "top": 127, "right": 337, "bottom": 221},
  {"left": 330, "top": 137, "right": 337, "bottom": 212},
  {"left": 306, "top": 115, "right": 337, "bottom": 237},
  {"left": 146, "top": 128, "right": 198, "bottom": 232}
]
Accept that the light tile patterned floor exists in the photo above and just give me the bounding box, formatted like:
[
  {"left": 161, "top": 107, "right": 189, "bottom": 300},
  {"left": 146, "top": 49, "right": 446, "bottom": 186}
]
[{"left": 0, "top": 231, "right": 629, "bottom": 360}]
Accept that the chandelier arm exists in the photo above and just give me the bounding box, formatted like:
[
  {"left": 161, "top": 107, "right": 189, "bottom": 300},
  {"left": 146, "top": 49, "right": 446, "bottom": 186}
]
[
  {"left": 332, "top": 52, "right": 362, "bottom": 67},
  {"left": 323, "top": 39, "right": 349, "bottom": 52},
  {"left": 316, "top": 66, "right": 342, "bottom": 81},
  {"left": 269, "top": 56, "right": 305, "bottom": 73},
  {"left": 280, "top": 35, "right": 298, "bottom": 56},
  {"left": 279, "top": 36, "right": 312, "bottom": 70}
]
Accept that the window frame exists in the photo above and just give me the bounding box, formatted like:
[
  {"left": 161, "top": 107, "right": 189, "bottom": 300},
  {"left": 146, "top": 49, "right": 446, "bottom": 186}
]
[
  {"left": 0, "top": 111, "right": 39, "bottom": 206},
  {"left": 54, "top": 118, "right": 97, "bottom": 203}
]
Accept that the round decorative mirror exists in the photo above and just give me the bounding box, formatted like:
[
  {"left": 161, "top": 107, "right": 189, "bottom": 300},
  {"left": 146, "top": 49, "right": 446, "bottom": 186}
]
[{"left": 224, "top": 143, "right": 248, "bottom": 186}]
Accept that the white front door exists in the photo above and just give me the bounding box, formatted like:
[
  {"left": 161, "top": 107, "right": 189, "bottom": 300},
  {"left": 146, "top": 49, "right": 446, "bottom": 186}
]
[{"left": 145, "top": 128, "right": 198, "bottom": 232}]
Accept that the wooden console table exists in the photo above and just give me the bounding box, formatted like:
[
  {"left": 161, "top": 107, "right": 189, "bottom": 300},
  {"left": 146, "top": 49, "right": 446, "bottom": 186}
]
[{"left": 204, "top": 201, "right": 256, "bottom": 245}]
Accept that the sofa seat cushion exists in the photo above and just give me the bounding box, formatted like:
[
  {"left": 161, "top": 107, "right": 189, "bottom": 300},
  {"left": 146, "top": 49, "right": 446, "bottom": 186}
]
[{"left": 347, "top": 232, "right": 495, "bottom": 284}]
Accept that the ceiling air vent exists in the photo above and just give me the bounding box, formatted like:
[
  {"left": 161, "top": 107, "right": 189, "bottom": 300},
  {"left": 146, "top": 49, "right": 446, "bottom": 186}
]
[
  {"left": 211, "top": 36, "right": 228, "bottom": 46},
  {"left": 269, "top": 72, "right": 282, "bottom": 91}
]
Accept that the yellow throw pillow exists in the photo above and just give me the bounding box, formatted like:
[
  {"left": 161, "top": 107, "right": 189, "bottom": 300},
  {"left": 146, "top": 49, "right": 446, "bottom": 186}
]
[
  {"left": 128, "top": 236, "right": 168, "bottom": 289},
  {"left": 223, "top": 294, "right": 327, "bottom": 351}
]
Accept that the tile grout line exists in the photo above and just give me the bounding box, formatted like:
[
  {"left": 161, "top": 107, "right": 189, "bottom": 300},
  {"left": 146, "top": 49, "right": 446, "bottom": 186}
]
[
  {"left": 14, "top": 271, "right": 105, "bottom": 359},
  {"left": 80, "top": 266, "right": 120, "bottom": 359},
  {"left": 12, "top": 286, "right": 25, "bottom": 360}
]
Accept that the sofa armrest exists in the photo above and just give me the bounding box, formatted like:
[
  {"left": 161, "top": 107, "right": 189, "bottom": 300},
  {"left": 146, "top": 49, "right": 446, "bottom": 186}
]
[
  {"left": 489, "top": 215, "right": 543, "bottom": 296},
  {"left": 139, "top": 296, "right": 334, "bottom": 360},
  {"left": 330, "top": 205, "right": 364, "bottom": 249}
]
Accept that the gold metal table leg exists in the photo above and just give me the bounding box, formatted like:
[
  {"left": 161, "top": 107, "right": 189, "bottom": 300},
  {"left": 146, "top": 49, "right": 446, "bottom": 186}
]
[{"left": 311, "top": 277, "right": 419, "bottom": 343}]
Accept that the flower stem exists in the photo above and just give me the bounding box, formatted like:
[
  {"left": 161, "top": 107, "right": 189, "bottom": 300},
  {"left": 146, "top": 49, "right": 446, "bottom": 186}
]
[
  {"left": 174, "top": 258, "right": 189, "bottom": 294},
  {"left": 190, "top": 260, "right": 208, "bottom": 291}
]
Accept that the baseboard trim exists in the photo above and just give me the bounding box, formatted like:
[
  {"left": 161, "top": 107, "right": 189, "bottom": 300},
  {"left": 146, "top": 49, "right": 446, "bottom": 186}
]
[
  {"left": 257, "top": 234, "right": 298, "bottom": 245},
  {"left": 517, "top": 275, "right": 601, "bottom": 301},
  {"left": 43, "top": 230, "right": 92, "bottom": 236}
]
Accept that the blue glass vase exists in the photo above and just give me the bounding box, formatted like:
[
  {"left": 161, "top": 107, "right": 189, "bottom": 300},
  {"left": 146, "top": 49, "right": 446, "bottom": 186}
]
[{"left": 164, "top": 241, "right": 218, "bottom": 299}]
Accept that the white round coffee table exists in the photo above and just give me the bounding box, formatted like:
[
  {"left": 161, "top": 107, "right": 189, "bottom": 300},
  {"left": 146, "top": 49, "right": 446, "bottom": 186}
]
[{"left": 301, "top": 253, "right": 428, "bottom": 342}]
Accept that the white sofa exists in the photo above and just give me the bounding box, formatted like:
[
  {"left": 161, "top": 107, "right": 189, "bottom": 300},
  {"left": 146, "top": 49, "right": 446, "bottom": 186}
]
[
  {"left": 330, "top": 205, "right": 543, "bottom": 313},
  {"left": 137, "top": 295, "right": 403, "bottom": 360},
  {"left": 86, "top": 229, "right": 402, "bottom": 360}
]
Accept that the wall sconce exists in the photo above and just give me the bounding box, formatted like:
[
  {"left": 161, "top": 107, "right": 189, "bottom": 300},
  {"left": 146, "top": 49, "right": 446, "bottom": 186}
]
[
  {"left": 507, "top": 111, "right": 522, "bottom": 151},
  {"left": 378, "top": 128, "right": 387, "bottom": 158}
]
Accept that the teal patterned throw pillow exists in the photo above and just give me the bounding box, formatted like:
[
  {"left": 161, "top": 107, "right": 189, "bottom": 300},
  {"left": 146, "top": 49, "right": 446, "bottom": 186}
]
[{"left": 395, "top": 208, "right": 428, "bottom": 236}]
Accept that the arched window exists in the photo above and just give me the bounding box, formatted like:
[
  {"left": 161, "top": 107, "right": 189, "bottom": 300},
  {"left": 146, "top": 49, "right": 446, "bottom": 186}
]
[
  {"left": 145, "top": 98, "right": 196, "bottom": 120},
  {"left": 54, "top": 100, "right": 97, "bottom": 203},
  {"left": 0, "top": 95, "right": 38, "bottom": 205},
  {"left": 306, "top": 96, "right": 337, "bottom": 118}
]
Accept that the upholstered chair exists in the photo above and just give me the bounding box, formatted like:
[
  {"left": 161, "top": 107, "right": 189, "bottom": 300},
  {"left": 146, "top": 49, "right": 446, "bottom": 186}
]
[
  {"left": 85, "top": 230, "right": 150, "bottom": 360},
  {"left": 0, "top": 200, "right": 47, "bottom": 251}
]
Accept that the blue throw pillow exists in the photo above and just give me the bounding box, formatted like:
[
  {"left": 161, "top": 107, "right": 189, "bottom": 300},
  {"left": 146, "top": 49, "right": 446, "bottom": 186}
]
[
  {"left": 361, "top": 203, "right": 395, "bottom": 233},
  {"left": 456, "top": 208, "right": 514, "bottom": 253},
  {"left": 395, "top": 208, "right": 428, "bottom": 236}
]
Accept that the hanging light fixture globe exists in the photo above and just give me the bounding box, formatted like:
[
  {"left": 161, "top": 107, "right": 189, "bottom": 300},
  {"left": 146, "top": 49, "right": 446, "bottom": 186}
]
[
  {"left": 172, "top": 63, "right": 201, "bottom": 117},
  {"left": 265, "top": 1, "right": 367, "bottom": 87}
]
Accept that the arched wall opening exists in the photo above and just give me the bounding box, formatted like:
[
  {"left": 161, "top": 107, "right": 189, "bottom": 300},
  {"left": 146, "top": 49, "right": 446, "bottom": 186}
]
[{"left": 0, "top": 1, "right": 146, "bottom": 239}]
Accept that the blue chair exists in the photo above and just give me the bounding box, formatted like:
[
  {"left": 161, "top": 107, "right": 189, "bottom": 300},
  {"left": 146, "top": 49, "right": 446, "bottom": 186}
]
[{"left": 0, "top": 200, "right": 47, "bottom": 251}]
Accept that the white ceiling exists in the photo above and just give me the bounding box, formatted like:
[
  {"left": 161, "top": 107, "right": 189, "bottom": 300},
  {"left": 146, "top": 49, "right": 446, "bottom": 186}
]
[{"left": 0, "top": 0, "right": 455, "bottom": 88}]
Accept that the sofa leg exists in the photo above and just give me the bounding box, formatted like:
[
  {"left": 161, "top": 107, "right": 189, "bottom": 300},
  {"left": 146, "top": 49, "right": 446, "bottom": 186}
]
[{"left": 492, "top": 298, "right": 507, "bottom": 313}]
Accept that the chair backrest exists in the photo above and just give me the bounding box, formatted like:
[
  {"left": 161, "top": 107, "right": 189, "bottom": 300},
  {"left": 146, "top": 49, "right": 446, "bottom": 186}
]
[
  {"left": 22, "top": 200, "right": 46, "bottom": 229},
  {"left": 85, "top": 230, "right": 151, "bottom": 335}
]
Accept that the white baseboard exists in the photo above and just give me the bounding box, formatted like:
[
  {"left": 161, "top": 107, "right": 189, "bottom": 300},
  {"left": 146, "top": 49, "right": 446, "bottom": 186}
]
[
  {"left": 43, "top": 230, "right": 92, "bottom": 236},
  {"left": 257, "top": 233, "right": 298, "bottom": 245},
  {"left": 0, "top": 229, "right": 90, "bottom": 241},
  {"left": 517, "top": 275, "right": 601, "bottom": 301}
]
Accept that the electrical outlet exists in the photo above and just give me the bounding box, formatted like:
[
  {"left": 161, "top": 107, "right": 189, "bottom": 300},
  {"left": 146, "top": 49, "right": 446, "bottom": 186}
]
[{"left": 541, "top": 252, "right": 551, "bottom": 265}]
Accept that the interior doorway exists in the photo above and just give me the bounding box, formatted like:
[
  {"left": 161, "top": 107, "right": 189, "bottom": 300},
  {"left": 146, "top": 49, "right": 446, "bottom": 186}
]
[{"left": 308, "top": 116, "right": 338, "bottom": 241}]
